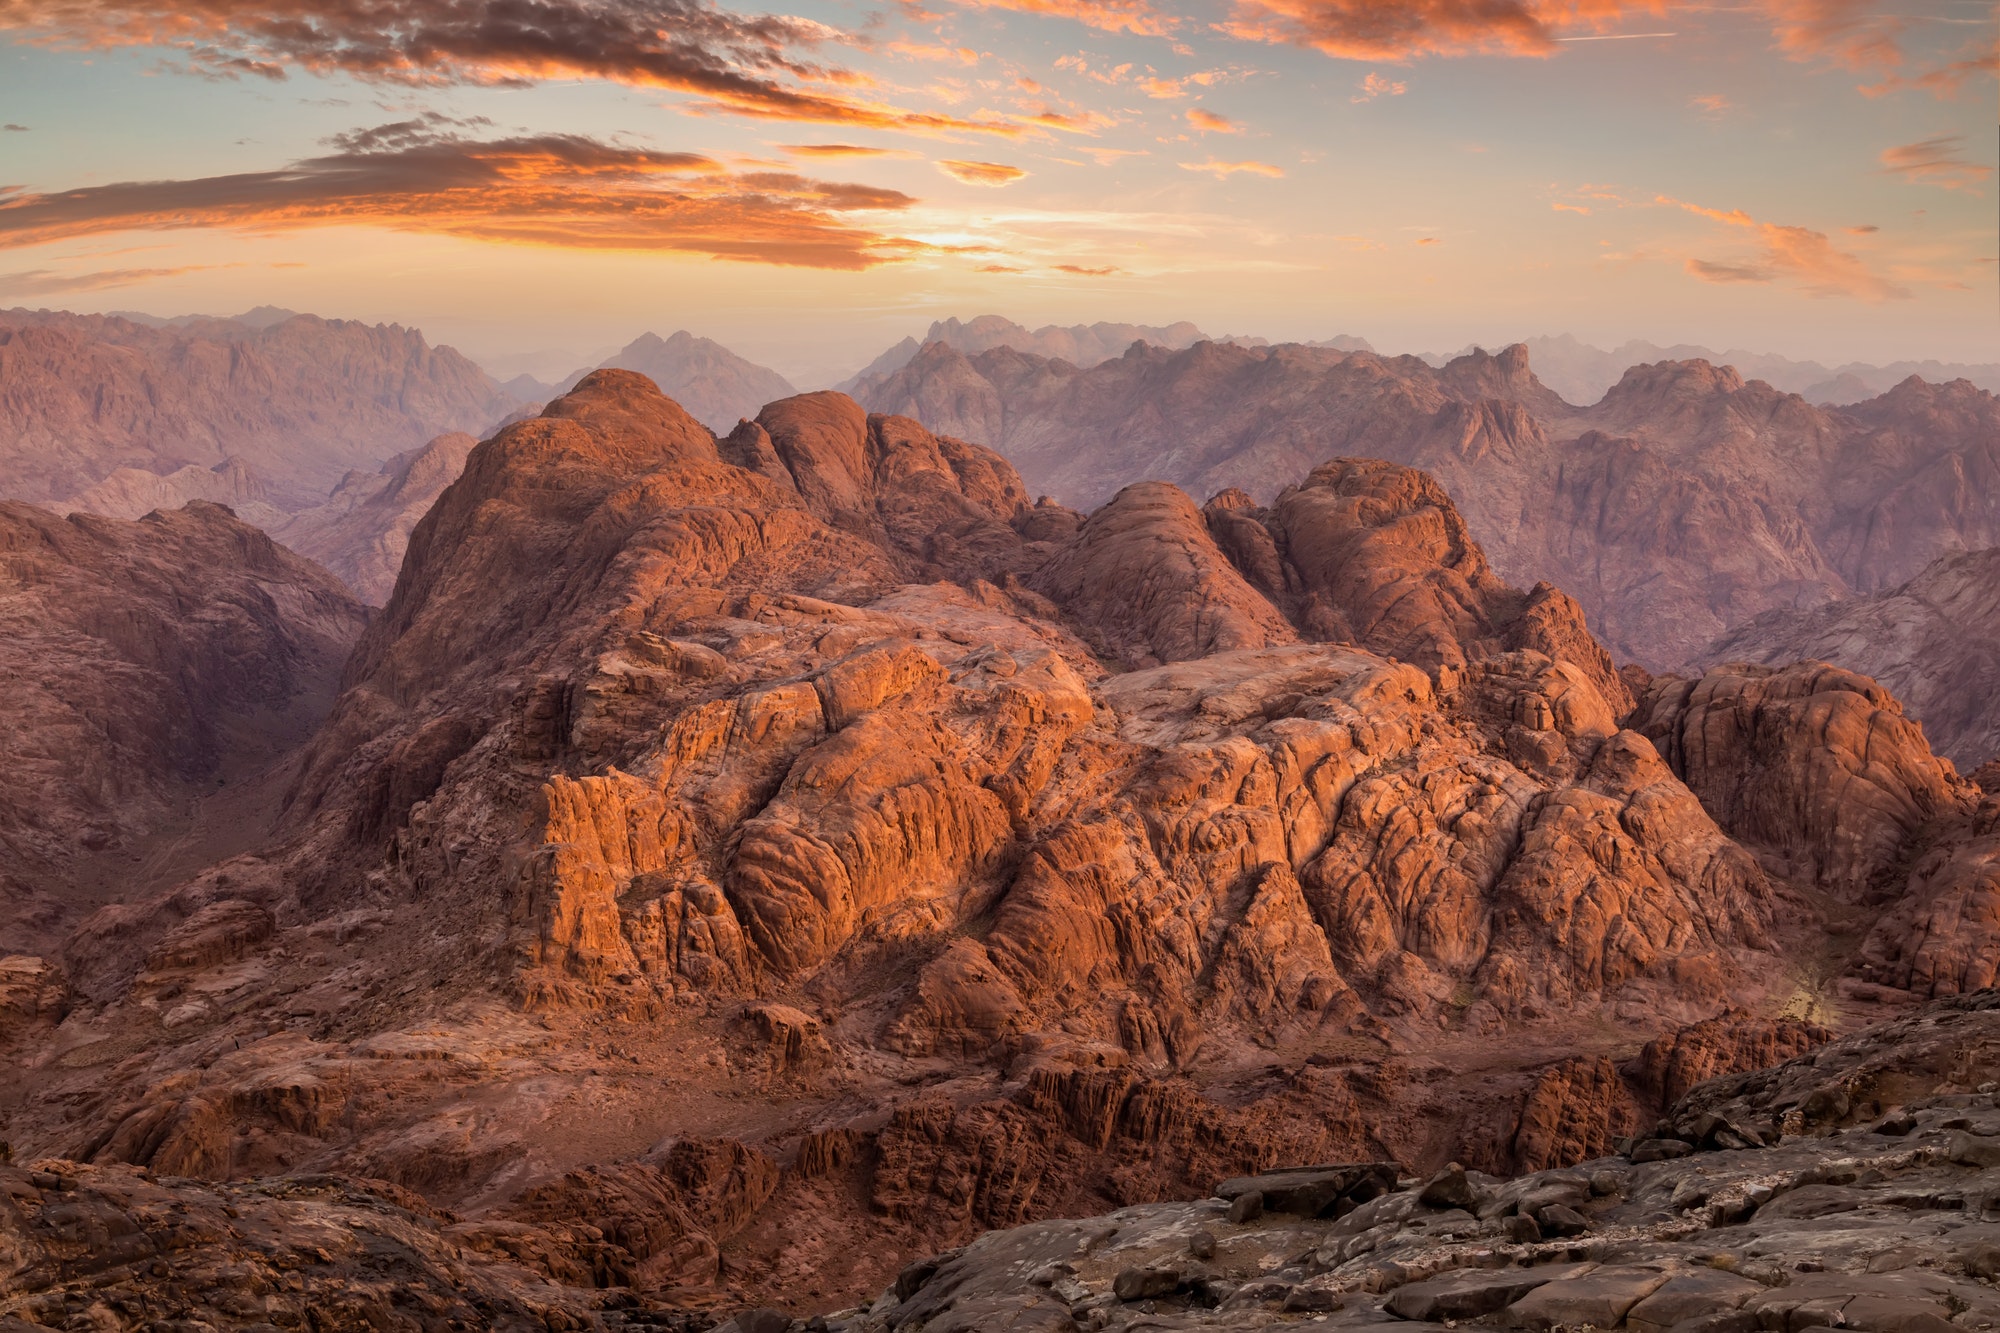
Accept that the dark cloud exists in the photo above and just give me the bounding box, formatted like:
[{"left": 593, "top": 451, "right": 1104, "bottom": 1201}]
[
  {"left": 0, "top": 120, "right": 922, "bottom": 268},
  {"left": 1880, "top": 135, "right": 1992, "bottom": 191},
  {"left": 0, "top": 0, "right": 1012, "bottom": 130},
  {"left": 1685, "top": 258, "right": 1773, "bottom": 284},
  {"left": 2, "top": 124, "right": 28, "bottom": 131}
]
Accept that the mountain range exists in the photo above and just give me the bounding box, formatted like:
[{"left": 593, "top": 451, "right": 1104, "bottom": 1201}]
[
  {"left": 3, "top": 360, "right": 1998, "bottom": 1324},
  {"left": 854, "top": 338, "right": 2000, "bottom": 677},
  {"left": 504, "top": 330, "right": 798, "bottom": 432}
]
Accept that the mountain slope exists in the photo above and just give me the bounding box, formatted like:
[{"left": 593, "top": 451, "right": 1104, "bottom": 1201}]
[
  {"left": 0, "top": 500, "right": 366, "bottom": 953},
  {"left": 1707, "top": 547, "right": 2000, "bottom": 771},
  {"left": 0, "top": 308, "right": 516, "bottom": 510},
  {"left": 596, "top": 331, "right": 798, "bottom": 431},
  {"left": 838, "top": 314, "right": 1210, "bottom": 389},
  {"left": 272, "top": 432, "right": 480, "bottom": 605}
]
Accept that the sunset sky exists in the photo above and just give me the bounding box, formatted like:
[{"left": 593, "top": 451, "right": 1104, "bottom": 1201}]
[{"left": 1, "top": 0, "right": 1994, "bottom": 383}]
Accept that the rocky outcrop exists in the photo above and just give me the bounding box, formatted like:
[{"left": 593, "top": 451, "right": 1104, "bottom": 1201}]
[
  {"left": 0, "top": 308, "right": 515, "bottom": 510},
  {"left": 272, "top": 432, "right": 477, "bottom": 604},
  {"left": 1028, "top": 481, "right": 1295, "bottom": 668},
  {"left": 1630, "top": 1010, "right": 1831, "bottom": 1106},
  {"left": 772, "top": 995, "right": 2000, "bottom": 1332},
  {"left": 0, "top": 501, "right": 365, "bottom": 953},
  {"left": 856, "top": 341, "right": 2000, "bottom": 671},
  {"left": 1634, "top": 662, "right": 1975, "bottom": 896},
  {"left": 1857, "top": 787, "right": 2000, "bottom": 998},
  {"left": 1708, "top": 547, "right": 2000, "bottom": 771}
]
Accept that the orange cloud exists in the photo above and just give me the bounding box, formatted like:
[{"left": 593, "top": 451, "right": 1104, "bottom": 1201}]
[
  {"left": 0, "top": 263, "right": 243, "bottom": 294},
  {"left": 1054, "top": 263, "right": 1120, "bottom": 274},
  {"left": 1351, "top": 70, "right": 1407, "bottom": 100},
  {"left": 1209, "top": 0, "right": 1937, "bottom": 77},
  {"left": 1660, "top": 193, "right": 1909, "bottom": 300},
  {"left": 937, "top": 159, "right": 1028, "bottom": 184},
  {"left": 1861, "top": 45, "right": 1999, "bottom": 99},
  {"left": 0, "top": 119, "right": 921, "bottom": 269},
  {"left": 942, "top": 0, "right": 1168, "bottom": 36},
  {"left": 0, "top": 0, "right": 1016, "bottom": 132},
  {"left": 1552, "top": 201, "right": 1590, "bottom": 214},
  {"left": 1762, "top": 0, "right": 1899, "bottom": 71},
  {"left": 976, "top": 262, "right": 1025, "bottom": 272},
  {"left": 1187, "top": 107, "right": 1239, "bottom": 132},
  {"left": 1180, "top": 158, "right": 1283, "bottom": 177},
  {"left": 781, "top": 143, "right": 918, "bottom": 158},
  {"left": 1026, "top": 108, "right": 1116, "bottom": 133},
  {"left": 1215, "top": 0, "right": 1650, "bottom": 62},
  {"left": 1689, "top": 92, "right": 1729, "bottom": 114},
  {"left": 884, "top": 38, "right": 980, "bottom": 63},
  {"left": 1415, "top": 236, "right": 1440, "bottom": 245},
  {"left": 1880, "top": 136, "right": 1991, "bottom": 191}
]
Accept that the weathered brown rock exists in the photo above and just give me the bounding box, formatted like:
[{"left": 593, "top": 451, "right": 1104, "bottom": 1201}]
[
  {"left": 1635, "top": 661, "right": 1975, "bottom": 896},
  {"left": 1709, "top": 547, "right": 2000, "bottom": 771},
  {"left": 0, "top": 500, "right": 365, "bottom": 953},
  {"left": 1630, "top": 1009, "right": 1831, "bottom": 1106},
  {"left": 1857, "top": 789, "right": 2000, "bottom": 997},
  {"left": 1028, "top": 480, "right": 1295, "bottom": 668}
]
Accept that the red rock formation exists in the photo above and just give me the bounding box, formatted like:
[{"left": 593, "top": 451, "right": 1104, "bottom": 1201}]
[
  {"left": 1028, "top": 480, "right": 1296, "bottom": 667},
  {"left": 1857, "top": 789, "right": 2000, "bottom": 997},
  {"left": 1630, "top": 1009, "right": 1831, "bottom": 1107},
  {"left": 1506, "top": 1055, "right": 1642, "bottom": 1174},
  {"left": 0, "top": 371, "right": 1884, "bottom": 1318},
  {"left": 1634, "top": 662, "right": 1975, "bottom": 896}
]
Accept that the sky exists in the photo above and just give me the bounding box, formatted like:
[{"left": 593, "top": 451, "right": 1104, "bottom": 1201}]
[{"left": 0, "top": 0, "right": 1995, "bottom": 386}]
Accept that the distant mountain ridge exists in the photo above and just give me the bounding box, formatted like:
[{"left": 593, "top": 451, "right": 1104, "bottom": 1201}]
[
  {"left": 1491, "top": 333, "right": 2000, "bottom": 407},
  {"left": 1708, "top": 546, "right": 2000, "bottom": 771},
  {"left": 837, "top": 314, "right": 1214, "bottom": 389},
  {"left": 856, "top": 337, "right": 2000, "bottom": 670},
  {"left": 504, "top": 330, "right": 796, "bottom": 432},
  {"left": 0, "top": 306, "right": 515, "bottom": 510}
]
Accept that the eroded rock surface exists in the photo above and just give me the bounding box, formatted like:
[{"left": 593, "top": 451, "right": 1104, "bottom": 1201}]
[{"left": 3, "top": 371, "right": 1986, "bottom": 1320}]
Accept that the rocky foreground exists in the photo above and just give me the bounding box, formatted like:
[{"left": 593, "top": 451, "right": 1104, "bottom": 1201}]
[{"left": 6, "top": 991, "right": 2000, "bottom": 1331}]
